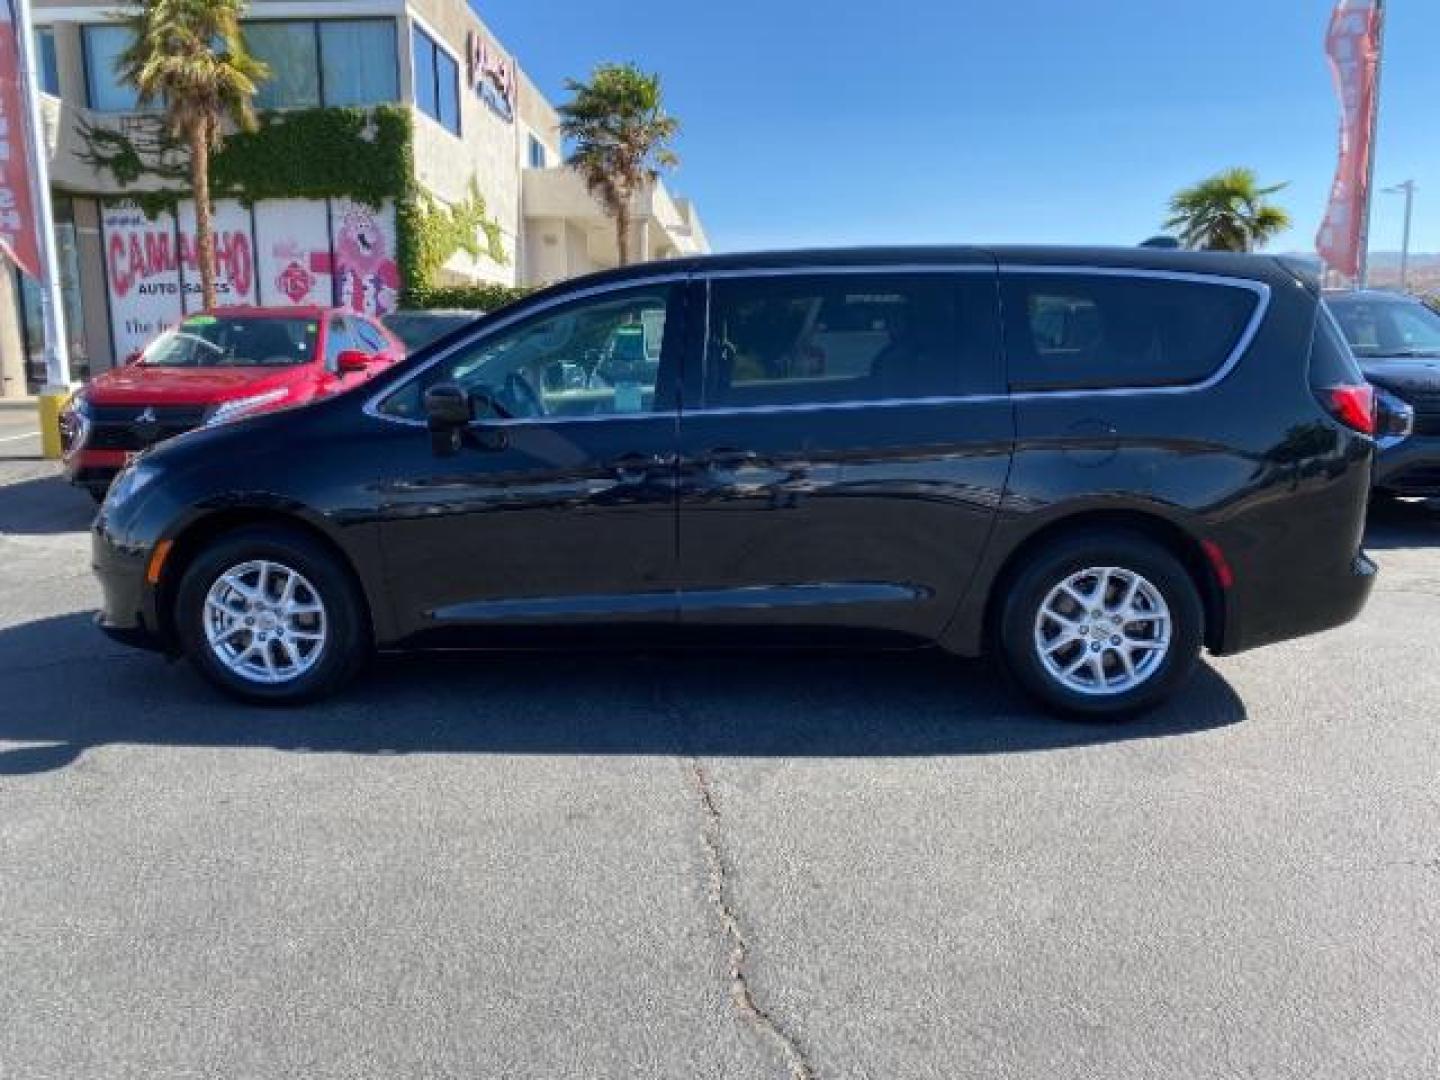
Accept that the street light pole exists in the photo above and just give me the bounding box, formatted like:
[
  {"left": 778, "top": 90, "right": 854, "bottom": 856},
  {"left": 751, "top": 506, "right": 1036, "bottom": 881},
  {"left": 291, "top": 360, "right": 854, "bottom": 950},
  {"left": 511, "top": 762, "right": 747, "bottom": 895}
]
[{"left": 1384, "top": 180, "right": 1416, "bottom": 291}]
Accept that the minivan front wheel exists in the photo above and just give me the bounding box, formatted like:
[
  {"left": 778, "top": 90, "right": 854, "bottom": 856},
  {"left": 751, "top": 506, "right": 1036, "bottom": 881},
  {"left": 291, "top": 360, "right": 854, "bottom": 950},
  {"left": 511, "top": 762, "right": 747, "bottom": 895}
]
[
  {"left": 175, "top": 526, "right": 369, "bottom": 704},
  {"left": 1000, "top": 532, "right": 1203, "bottom": 717}
]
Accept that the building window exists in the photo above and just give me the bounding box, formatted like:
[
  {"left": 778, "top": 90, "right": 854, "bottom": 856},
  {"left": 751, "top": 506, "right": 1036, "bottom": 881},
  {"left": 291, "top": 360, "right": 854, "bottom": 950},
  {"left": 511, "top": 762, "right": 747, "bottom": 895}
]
[
  {"left": 528, "top": 134, "right": 548, "bottom": 169},
  {"left": 34, "top": 28, "right": 60, "bottom": 96},
  {"left": 320, "top": 20, "right": 398, "bottom": 107},
  {"left": 243, "top": 19, "right": 397, "bottom": 111},
  {"left": 411, "top": 26, "right": 460, "bottom": 136},
  {"left": 83, "top": 24, "right": 141, "bottom": 112},
  {"left": 247, "top": 21, "right": 321, "bottom": 109}
]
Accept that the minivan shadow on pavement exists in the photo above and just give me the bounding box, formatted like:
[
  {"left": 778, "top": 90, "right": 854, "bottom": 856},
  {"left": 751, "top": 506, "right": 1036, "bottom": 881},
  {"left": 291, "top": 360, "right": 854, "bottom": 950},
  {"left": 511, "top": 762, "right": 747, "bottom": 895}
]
[{"left": 0, "top": 611, "right": 1247, "bottom": 775}]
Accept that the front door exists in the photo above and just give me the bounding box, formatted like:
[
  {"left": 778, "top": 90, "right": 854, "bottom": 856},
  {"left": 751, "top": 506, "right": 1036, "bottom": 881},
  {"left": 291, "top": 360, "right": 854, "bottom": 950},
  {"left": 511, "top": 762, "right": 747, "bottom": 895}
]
[
  {"left": 366, "top": 280, "right": 687, "bottom": 646},
  {"left": 674, "top": 266, "right": 1012, "bottom": 645}
]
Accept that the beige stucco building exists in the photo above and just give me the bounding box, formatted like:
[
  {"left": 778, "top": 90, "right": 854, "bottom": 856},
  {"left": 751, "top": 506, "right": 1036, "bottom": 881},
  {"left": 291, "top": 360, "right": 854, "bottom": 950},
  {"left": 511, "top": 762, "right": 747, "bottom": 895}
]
[{"left": 2, "top": 0, "right": 708, "bottom": 397}]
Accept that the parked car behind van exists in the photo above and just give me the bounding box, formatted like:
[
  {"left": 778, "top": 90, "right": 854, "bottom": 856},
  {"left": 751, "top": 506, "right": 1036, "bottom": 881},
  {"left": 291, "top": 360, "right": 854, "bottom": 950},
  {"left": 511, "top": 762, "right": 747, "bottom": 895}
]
[
  {"left": 61, "top": 306, "right": 405, "bottom": 499},
  {"left": 92, "top": 247, "right": 1377, "bottom": 716},
  {"left": 1324, "top": 289, "right": 1440, "bottom": 497}
]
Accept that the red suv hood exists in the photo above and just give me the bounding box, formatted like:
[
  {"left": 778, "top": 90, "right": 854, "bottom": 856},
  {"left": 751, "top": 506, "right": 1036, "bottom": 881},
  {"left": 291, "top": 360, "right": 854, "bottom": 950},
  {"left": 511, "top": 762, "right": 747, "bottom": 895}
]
[{"left": 85, "top": 364, "right": 309, "bottom": 406}]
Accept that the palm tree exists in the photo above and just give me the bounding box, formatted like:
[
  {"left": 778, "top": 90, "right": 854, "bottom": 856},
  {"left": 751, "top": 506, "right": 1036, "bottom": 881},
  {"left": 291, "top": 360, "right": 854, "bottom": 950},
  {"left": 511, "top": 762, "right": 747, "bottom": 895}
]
[
  {"left": 118, "top": 0, "right": 267, "bottom": 309},
  {"left": 558, "top": 64, "right": 679, "bottom": 267},
  {"left": 1164, "top": 168, "right": 1292, "bottom": 253}
]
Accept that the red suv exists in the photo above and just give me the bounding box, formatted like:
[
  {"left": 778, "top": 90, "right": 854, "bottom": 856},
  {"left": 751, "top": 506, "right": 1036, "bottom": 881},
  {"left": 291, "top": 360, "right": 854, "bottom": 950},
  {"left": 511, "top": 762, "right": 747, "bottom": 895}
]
[{"left": 62, "top": 306, "right": 404, "bottom": 499}]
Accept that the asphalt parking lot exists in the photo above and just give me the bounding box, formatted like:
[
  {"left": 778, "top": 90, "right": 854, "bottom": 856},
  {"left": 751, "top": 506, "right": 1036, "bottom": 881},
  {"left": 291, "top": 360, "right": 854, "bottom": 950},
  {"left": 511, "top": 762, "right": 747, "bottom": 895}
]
[{"left": 1, "top": 421, "right": 1438, "bottom": 1079}]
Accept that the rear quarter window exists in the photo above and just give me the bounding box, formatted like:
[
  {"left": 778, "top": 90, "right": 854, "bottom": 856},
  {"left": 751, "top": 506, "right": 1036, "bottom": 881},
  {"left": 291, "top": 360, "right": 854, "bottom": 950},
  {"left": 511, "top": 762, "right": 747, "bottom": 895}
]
[{"left": 1003, "top": 273, "right": 1262, "bottom": 392}]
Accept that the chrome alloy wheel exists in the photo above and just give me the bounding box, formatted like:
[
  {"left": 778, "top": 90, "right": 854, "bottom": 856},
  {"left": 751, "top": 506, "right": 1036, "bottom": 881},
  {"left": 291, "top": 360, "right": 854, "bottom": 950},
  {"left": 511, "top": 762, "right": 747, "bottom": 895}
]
[
  {"left": 202, "top": 560, "right": 328, "bottom": 685},
  {"left": 1033, "top": 566, "right": 1172, "bottom": 697}
]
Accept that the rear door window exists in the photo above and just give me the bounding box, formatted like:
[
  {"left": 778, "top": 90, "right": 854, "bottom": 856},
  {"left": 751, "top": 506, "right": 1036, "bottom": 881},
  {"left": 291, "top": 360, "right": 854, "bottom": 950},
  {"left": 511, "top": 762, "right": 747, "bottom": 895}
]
[
  {"left": 1002, "top": 273, "right": 1261, "bottom": 391},
  {"left": 702, "top": 273, "right": 999, "bottom": 408}
]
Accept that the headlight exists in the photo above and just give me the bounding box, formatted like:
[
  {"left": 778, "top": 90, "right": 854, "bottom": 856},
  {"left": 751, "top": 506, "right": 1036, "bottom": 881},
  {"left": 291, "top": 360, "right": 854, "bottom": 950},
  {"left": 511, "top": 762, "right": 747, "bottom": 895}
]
[
  {"left": 59, "top": 388, "right": 91, "bottom": 453},
  {"left": 204, "top": 388, "right": 290, "bottom": 427},
  {"left": 104, "top": 457, "right": 162, "bottom": 509}
]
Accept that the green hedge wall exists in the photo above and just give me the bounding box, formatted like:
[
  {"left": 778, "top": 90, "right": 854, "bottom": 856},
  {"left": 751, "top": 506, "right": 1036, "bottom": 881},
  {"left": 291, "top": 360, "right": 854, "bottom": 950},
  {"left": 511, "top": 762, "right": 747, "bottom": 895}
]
[{"left": 404, "top": 284, "right": 533, "bottom": 312}]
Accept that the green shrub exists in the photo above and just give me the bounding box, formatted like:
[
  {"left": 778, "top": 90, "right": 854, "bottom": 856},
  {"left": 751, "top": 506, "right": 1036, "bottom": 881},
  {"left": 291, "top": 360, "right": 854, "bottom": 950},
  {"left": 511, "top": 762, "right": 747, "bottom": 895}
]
[{"left": 406, "top": 284, "right": 533, "bottom": 312}]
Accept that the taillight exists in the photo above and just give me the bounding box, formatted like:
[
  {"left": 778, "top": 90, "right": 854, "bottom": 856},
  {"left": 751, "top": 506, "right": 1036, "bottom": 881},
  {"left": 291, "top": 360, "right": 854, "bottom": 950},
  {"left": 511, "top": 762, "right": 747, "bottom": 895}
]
[{"left": 1320, "top": 384, "right": 1375, "bottom": 436}]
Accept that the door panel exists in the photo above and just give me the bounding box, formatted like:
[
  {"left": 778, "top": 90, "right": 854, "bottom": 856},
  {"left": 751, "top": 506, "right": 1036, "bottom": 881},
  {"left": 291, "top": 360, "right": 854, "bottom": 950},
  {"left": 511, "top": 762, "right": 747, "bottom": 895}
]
[
  {"left": 675, "top": 270, "right": 1013, "bottom": 642},
  {"left": 369, "top": 282, "right": 685, "bottom": 646}
]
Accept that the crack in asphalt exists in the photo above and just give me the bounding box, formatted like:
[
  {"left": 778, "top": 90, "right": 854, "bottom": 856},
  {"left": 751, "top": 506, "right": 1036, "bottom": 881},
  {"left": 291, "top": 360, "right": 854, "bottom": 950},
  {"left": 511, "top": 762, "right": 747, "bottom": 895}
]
[
  {"left": 683, "top": 757, "right": 817, "bottom": 1080},
  {"left": 650, "top": 673, "right": 816, "bottom": 1080}
]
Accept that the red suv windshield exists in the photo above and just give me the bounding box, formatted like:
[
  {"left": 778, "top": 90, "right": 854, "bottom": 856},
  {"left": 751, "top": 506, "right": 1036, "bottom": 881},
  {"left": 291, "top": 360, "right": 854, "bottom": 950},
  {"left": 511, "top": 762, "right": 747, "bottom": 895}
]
[{"left": 142, "top": 315, "right": 321, "bottom": 368}]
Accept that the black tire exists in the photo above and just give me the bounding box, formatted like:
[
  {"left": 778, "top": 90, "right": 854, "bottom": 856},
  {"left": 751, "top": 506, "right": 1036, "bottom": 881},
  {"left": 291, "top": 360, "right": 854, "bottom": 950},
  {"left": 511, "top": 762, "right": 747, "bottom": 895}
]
[
  {"left": 174, "top": 525, "right": 369, "bottom": 704},
  {"left": 998, "top": 530, "right": 1204, "bottom": 719}
]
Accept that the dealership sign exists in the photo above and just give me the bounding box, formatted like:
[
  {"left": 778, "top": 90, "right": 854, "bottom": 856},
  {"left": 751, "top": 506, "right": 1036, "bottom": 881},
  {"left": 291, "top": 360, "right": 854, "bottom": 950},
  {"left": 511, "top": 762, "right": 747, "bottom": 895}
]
[
  {"left": 102, "top": 201, "right": 185, "bottom": 361},
  {"left": 467, "top": 32, "right": 515, "bottom": 121},
  {"left": 102, "top": 197, "right": 398, "bottom": 359}
]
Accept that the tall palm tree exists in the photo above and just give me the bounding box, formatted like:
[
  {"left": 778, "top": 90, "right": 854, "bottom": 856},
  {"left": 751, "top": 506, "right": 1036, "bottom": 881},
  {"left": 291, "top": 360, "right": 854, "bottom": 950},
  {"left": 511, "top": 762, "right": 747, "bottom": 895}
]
[
  {"left": 558, "top": 64, "right": 679, "bottom": 267},
  {"left": 1164, "top": 168, "right": 1291, "bottom": 253},
  {"left": 118, "top": 0, "right": 267, "bottom": 309}
]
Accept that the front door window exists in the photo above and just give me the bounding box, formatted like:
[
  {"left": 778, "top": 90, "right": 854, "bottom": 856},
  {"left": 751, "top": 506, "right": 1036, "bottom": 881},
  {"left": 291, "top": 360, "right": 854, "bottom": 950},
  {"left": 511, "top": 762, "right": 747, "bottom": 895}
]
[{"left": 378, "top": 286, "right": 676, "bottom": 422}]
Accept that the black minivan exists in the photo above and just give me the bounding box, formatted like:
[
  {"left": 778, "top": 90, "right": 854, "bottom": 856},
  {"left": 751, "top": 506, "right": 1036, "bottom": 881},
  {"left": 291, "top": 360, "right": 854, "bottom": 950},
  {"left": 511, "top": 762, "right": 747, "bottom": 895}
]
[{"left": 93, "top": 247, "right": 1378, "bottom": 716}]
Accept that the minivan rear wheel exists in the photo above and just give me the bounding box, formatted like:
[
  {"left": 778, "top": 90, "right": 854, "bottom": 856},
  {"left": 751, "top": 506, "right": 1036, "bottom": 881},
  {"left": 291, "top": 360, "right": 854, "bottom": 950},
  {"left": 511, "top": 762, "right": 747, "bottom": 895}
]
[
  {"left": 999, "top": 531, "right": 1203, "bottom": 718},
  {"left": 175, "top": 525, "right": 369, "bottom": 704}
]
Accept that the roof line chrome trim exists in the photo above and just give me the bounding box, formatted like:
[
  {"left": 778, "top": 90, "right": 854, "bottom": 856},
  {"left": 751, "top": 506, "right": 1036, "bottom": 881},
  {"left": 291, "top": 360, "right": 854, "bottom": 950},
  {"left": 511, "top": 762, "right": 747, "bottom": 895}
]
[
  {"left": 365, "top": 262, "right": 1275, "bottom": 428},
  {"left": 362, "top": 271, "right": 691, "bottom": 425},
  {"left": 697, "top": 264, "right": 996, "bottom": 280}
]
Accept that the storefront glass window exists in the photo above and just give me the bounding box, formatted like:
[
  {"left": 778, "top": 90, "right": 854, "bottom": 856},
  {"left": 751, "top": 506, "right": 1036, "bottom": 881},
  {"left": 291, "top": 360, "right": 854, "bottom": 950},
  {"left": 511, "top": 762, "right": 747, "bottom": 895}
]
[{"left": 14, "top": 199, "right": 90, "bottom": 391}]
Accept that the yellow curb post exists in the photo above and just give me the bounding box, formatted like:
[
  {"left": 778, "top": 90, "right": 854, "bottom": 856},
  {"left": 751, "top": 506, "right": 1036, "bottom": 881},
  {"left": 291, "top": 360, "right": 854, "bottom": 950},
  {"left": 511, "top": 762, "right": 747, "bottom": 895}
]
[{"left": 37, "top": 388, "right": 72, "bottom": 460}]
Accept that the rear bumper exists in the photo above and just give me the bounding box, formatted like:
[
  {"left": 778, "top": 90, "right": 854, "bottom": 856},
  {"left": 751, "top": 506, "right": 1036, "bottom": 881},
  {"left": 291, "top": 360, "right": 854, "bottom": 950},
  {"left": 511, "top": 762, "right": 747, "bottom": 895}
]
[
  {"left": 1373, "top": 435, "right": 1440, "bottom": 495},
  {"left": 1218, "top": 551, "right": 1377, "bottom": 655}
]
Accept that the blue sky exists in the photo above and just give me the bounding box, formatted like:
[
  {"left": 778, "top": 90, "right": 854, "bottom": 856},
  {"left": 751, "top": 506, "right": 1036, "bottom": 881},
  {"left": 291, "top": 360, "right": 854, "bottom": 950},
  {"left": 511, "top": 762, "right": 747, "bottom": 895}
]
[{"left": 483, "top": 1, "right": 1440, "bottom": 255}]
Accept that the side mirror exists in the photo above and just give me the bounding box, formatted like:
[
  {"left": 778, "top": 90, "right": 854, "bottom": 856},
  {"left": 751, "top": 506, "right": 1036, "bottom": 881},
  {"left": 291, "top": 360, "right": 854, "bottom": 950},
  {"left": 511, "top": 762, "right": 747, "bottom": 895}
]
[
  {"left": 423, "top": 383, "right": 507, "bottom": 456},
  {"left": 424, "top": 383, "right": 472, "bottom": 428},
  {"left": 124, "top": 350, "right": 143, "bottom": 366},
  {"left": 336, "top": 349, "right": 374, "bottom": 374}
]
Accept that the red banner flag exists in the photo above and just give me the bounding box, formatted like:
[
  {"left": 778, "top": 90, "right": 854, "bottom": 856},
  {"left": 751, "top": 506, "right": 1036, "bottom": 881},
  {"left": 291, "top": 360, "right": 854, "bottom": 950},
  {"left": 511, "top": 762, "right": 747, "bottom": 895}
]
[
  {"left": 1316, "top": 0, "right": 1384, "bottom": 281},
  {"left": 0, "top": 0, "right": 40, "bottom": 279}
]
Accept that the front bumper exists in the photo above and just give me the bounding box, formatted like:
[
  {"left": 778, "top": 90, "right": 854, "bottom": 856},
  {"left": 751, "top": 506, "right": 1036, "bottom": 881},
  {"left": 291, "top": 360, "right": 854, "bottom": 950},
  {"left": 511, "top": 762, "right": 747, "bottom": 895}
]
[
  {"left": 91, "top": 517, "right": 166, "bottom": 653},
  {"left": 1374, "top": 435, "right": 1440, "bottom": 496},
  {"left": 64, "top": 449, "right": 129, "bottom": 495}
]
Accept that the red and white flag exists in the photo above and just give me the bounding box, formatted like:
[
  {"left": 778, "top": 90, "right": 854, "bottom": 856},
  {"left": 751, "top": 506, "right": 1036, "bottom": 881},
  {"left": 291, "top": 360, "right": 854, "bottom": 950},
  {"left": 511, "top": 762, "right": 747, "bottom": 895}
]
[
  {"left": 1316, "top": 0, "right": 1384, "bottom": 280},
  {"left": 0, "top": 0, "right": 40, "bottom": 279}
]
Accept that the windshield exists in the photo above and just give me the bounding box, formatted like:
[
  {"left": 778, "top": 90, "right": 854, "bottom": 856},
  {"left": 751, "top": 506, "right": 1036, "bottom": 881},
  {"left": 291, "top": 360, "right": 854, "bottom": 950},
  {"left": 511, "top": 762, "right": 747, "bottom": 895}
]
[
  {"left": 1325, "top": 296, "right": 1440, "bottom": 358},
  {"left": 141, "top": 315, "right": 321, "bottom": 367}
]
